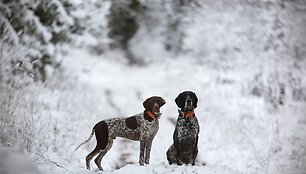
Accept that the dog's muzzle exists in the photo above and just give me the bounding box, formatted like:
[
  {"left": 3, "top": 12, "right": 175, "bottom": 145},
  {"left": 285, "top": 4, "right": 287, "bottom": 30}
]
[
  {"left": 184, "top": 96, "right": 193, "bottom": 112},
  {"left": 153, "top": 103, "right": 160, "bottom": 115}
]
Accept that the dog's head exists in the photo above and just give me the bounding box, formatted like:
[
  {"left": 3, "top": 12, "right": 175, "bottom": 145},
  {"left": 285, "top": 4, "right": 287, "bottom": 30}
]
[
  {"left": 143, "top": 96, "right": 166, "bottom": 116},
  {"left": 175, "top": 91, "right": 198, "bottom": 112}
]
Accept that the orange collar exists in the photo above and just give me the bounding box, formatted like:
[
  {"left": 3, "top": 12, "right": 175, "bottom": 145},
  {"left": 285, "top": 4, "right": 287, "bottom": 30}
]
[
  {"left": 146, "top": 111, "right": 160, "bottom": 121},
  {"left": 184, "top": 111, "right": 194, "bottom": 117},
  {"left": 179, "top": 109, "right": 195, "bottom": 118}
]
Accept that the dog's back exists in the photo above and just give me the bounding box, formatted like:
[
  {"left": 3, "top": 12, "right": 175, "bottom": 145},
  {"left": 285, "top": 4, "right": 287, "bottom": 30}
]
[{"left": 104, "top": 115, "right": 142, "bottom": 140}]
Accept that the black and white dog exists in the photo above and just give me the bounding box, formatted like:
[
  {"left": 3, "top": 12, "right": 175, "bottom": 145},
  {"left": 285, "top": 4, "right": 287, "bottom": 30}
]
[{"left": 166, "top": 91, "right": 199, "bottom": 165}]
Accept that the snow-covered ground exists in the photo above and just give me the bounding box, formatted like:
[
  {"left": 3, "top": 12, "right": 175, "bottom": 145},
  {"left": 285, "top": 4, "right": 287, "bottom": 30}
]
[
  {"left": 1, "top": 47, "right": 299, "bottom": 174},
  {"left": 0, "top": 146, "right": 41, "bottom": 174},
  {"left": 1, "top": 1, "right": 306, "bottom": 173}
]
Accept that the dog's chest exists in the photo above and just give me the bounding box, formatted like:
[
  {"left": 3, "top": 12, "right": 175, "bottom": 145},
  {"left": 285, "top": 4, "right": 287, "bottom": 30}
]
[
  {"left": 176, "top": 116, "right": 199, "bottom": 138},
  {"left": 140, "top": 118, "right": 159, "bottom": 140}
]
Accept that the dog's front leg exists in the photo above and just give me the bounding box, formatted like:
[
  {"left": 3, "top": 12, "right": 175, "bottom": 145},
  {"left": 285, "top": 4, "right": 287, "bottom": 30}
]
[
  {"left": 144, "top": 140, "right": 153, "bottom": 164},
  {"left": 174, "top": 129, "right": 183, "bottom": 165},
  {"left": 191, "top": 136, "right": 199, "bottom": 165},
  {"left": 139, "top": 140, "right": 145, "bottom": 165}
]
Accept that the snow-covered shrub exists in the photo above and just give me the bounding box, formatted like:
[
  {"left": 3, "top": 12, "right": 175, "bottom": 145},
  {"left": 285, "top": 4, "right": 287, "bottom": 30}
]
[
  {"left": 0, "top": 41, "right": 34, "bottom": 150},
  {"left": 163, "top": 0, "right": 200, "bottom": 55},
  {"left": 67, "top": 0, "right": 111, "bottom": 54},
  {"left": 108, "top": 0, "right": 145, "bottom": 64},
  {"left": 0, "top": 0, "right": 74, "bottom": 81}
]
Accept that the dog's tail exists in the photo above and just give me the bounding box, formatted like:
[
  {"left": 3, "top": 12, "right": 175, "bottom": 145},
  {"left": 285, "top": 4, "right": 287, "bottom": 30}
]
[{"left": 75, "top": 129, "right": 95, "bottom": 151}]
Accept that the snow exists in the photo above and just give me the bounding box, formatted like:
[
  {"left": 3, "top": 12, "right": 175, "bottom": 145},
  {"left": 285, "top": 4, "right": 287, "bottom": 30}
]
[
  {"left": 2, "top": 46, "right": 295, "bottom": 174},
  {"left": 0, "top": 15, "right": 19, "bottom": 44},
  {"left": 51, "top": 0, "right": 74, "bottom": 26},
  {"left": 1, "top": 1, "right": 306, "bottom": 174},
  {"left": 107, "top": 163, "right": 236, "bottom": 174},
  {"left": 1, "top": 45, "right": 306, "bottom": 173},
  {"left": 0, "top": 145, "right": 41, "bottom": 174},
  {"left": 23, "top": 8, "right": 52, "bottom": 43}
]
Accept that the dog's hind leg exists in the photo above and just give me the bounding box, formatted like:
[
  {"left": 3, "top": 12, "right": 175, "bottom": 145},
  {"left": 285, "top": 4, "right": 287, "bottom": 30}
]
[
  {"left": 166, "top": 144, "right": 176, "bottom": 165},
  {"left": 86, "top": 121, "right": 109, "bottom": 170},
  {"left": 86, "top": 146, "right": 100, "bottom": 170},
  {"left": 92, "top": 120, "right": 110, "bottom": 170},
  {"left": 94, "top": 140, "right": 113, "bottom": 170}
]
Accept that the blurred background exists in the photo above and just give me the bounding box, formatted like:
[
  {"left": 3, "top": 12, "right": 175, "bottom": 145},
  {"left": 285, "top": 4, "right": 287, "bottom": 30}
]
[{"left": 0, "top": 0, "right": 306, "bottom": 174}]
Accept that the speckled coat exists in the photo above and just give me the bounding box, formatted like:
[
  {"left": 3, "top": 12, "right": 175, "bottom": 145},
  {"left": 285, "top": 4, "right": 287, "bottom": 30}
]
[
  {"left": 81, "top": 112, "right": 160, "bottom": 170},
  {"left": 105, "top": 112, "right": 159, "bottom": 164},
  {"left": 76, "top": 96, "right": 165, "bottom": 171},
  {"left": 167, "top": 112, "right": 199, "bottom": 165}
]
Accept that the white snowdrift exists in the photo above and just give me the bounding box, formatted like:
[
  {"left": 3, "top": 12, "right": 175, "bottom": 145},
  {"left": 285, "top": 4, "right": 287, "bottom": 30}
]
[{"left": 0, "top": 145, "right": 41, "bottom": 174}]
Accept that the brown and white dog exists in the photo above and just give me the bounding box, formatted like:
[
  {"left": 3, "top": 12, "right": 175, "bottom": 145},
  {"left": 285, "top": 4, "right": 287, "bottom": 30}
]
[{"left": 75, "top": 96, "right": 166, "bottom": 170}]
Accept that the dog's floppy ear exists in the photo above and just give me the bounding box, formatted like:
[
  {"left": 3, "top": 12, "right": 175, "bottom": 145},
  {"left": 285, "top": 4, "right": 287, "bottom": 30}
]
[
  {"left": 143, "top": 97, "right": 151, "bottom": 110},
  {"left": 175, "top": 93, "right": 184, "bottom": 109},
  {"left": 191, "top": 92, "right": 198, "bottom": 108},
  {"left": 157, "top": 97, "right": 166, "bottom": 107}
]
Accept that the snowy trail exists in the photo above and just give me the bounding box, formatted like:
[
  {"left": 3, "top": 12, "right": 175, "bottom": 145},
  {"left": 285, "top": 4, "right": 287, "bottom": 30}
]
[
  {"left": 31, "top": 48, "right": 306, "bottom": 174},
  {"left": 39, "top": 49, "right": 241, "bottom": 174},
  {"left": 2, "top": 1, "right": 306, "bottom": 173}
]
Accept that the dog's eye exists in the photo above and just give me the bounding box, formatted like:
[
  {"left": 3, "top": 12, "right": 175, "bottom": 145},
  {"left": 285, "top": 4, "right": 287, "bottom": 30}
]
[
  {"left": 149, "top": 100, "right": 155, "bottom": 106},
  {"left": 157, "top": 100, "right": 165, "bottom": 106}
]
